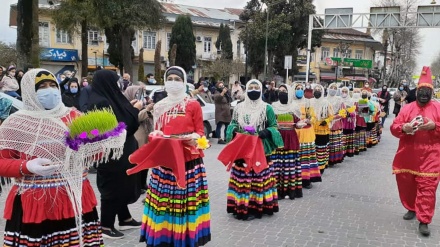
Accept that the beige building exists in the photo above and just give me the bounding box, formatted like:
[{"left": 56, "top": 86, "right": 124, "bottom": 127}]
[{"left": 9, "top": 1, "right": 245, "bottom": 84}]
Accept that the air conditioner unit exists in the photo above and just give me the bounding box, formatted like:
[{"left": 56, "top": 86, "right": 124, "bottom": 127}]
[
  {"left": 98, "top": 36, "right": 104, "bottom": 42},
  {"left": 196, "top": 36, "right": 202, "bottom": 42},
  {"left": 160, "top": 56, "right": 165, "bottom": 62}
]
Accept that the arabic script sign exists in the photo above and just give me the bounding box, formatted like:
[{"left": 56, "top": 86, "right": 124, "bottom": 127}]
[{"left": 40, "top": 48, "right": 79, "bottom": 62}]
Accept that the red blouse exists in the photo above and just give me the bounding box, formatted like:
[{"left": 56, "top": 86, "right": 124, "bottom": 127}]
[{"left": 391, "top": 101, "right": 440, "bottom": 177}]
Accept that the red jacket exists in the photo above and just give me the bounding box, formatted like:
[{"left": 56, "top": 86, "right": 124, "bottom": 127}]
[{"left": 391, "top": 101, "right": 440, "bottom": 176}]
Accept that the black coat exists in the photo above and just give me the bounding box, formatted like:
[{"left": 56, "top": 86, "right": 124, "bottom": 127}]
[{"left": 62, "top": 92, "right": 80, "bottom": 109}]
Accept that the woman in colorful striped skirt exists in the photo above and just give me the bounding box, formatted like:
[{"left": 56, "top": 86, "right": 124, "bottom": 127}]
[
  {"left": 292, "top": 83, "right": 321, "bottom": 189},
  {"left": 271, "top": 84, "right": 302, "bottom": 200},
  {"left": 340, "top": 87, "right": 356, "bottom": 157},
  {"left": 0, "top": 69, "right": 104, "bottom": 246},
  {"left": 140, "top": 67, "right": 211, "bottom": 246},
  {"left": 353, "top": 89, "right": 366, "bottom": 154},
  {"left": 225, "top": 79, "right": 284, "bottom": 220},
  {"left": 326, "top": 83, "right": 345, "bottom": 166},
  {"left": 367, "top": 93, "right": 381, "bottom": 146},
  {"left": 310, "top": 85, "right": 334, "bottom": 174}
]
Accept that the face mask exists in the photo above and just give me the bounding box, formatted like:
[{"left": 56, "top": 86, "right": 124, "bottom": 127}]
[
  {"left": 348, "top": 85, "right": 353, "bottom": 89},
  {"left": 364, "top": 84, "right": 369, "bottom": 88},
  {"left": 371, "top": 96, "right": 377, "bottom": 101},
  {"left": 247, "top": 90, "right": 261, "bottom": 101},
  {"left": 403, "top": 83, "right": 408, "bottom": 86},
  {"left": 217, "top": 86, "right": 224, "bottom": 92},
  {"left": 64, "top": 84, "right": 69, "bottom": 90},
  {"left": 362, "top": 94, "right": 368, "bottom": 99},
  {"left": 82, "top": 82, "right": 89, "bottom": 87},
  {"left": 353, "top": 93, "right": 361, "bottom": 99},
  {"left": 203, "top": 87, "right": 208, "bottom": 92},
  {"left": 328, "top": 89, "right": 337, "bottom": 96},
  {"left": 341, "top": 93, "right": 348, "bottom": 98},
  {"left": 36, "top": 87, "right": 61, "bottom": 110},
  {"left": 399, "top": 87, "right": 403, "bottom": 91},
  {"left": 306, "top": 85, "right": 311, "bottom": 89},
  {"left": 148, "top": 78, "right": 156, "bottom": 84},
  {"left": 295, "top": 89, "right": 304, "bottom": 99},
  {"left": 417, "top": 88, "right": 432, "bottom": 104},
  {"left": 313, "top": 91, "right": 322, "bottom": 99},
  {"left": 382, "top": 87, "right": 387, "bottom": 91},
  {"left": 70, "top": 88, "right": 78, "bottom": 94},
  {"left": 278, "top": 92, "right": 288, "bottom": 104},
  {"left": 165, "top": 80, "right": 185, "bottom": 94}
]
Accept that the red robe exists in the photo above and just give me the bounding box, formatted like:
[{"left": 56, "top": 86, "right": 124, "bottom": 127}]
[{"left": 390, "top": 100, "right": 440, "bottom": 224}]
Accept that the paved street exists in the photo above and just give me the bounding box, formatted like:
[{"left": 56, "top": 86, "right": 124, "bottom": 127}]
[{"left": 1, "top": 116, "right": 440, "bottom": 246}]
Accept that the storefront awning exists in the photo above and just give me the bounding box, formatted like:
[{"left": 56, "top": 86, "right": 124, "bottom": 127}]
[{"left": 320, "top": 72, "right": 336, "bottom": 80}]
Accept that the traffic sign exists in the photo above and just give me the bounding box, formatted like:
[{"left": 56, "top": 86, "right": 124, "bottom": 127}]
[
  {"left": 325, "top": 57, "right": 333, "bottom": 66},
  {"left": 284, "top": 55, "right": 292, "bottom": 69}
]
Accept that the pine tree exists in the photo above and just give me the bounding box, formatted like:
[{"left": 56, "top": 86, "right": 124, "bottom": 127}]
[
  {"left": 138, "top": 48, "right": 145, "bottom": 82},
  {"left": 168, "top": 15, "right": 196, "bottom": 72},
  {"left": 216, "top": 23, "right": 233, "bottom": 60}
]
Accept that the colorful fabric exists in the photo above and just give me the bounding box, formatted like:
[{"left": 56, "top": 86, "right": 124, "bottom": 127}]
[
  {"left": 271, "top": 149, "right": 302, "bottom": 200},
  {"left": 329, "top": 129, "right": 344, "bottom": 165},
  {"left": 298, "top": 142, "right": 321, "bottom": 187},
  {"left": 315, "top": 134, "right": 329, "bottom": 173},
  {"left": 140, "top": 158, "right": 211, "bottom": 247},
  {"left": 342, "top": 129, "right": 355, "bottom": 157},
  {"left": 227, "top": 162, "right": 278, "bottom": 220},
  {"left": 4, "top": 195, "right": 103, "bottom": 247}
]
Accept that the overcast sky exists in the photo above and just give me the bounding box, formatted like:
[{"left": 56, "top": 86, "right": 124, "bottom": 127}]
[{"left": 1, "top": 0, "right": 438, "bottom": 73}]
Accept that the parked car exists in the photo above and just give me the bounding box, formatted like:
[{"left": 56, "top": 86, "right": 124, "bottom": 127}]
[
  {"left": 388, "top": 88, "right": 397, "bottom": 97},
  {"left": 372, "top": 88, "right": 381, "bottom": 94}
]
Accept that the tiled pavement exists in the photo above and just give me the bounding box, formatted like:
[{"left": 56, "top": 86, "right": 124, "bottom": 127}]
[{"left": 1, "top": 116, "right": 440, "bottom": 246}]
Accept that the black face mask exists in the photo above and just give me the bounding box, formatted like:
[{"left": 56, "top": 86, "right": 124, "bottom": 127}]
[
  {"left": 417, "top": 88, "right": 432, "bottom": 104},
  {"left": 313, "top": 91, "right": 322, "bottom": 99},
  {"left": 278, "top": 92, "right": 288, "bottom": 104},
  {"left": 362, "top": 94, "right": 368, "bottom": 99},
  {"left": 247, "top": 90, "right": 261, "bottom": 100},
  {"left": 217, "top": 87, "right": 224, "bottom": 92}
]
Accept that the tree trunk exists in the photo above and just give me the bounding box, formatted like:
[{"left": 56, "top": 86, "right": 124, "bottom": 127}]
[
  {"left": 121, "top": 28, "right": 134, "bottom": 77},
  {"left": 80, "top": 20, "right": 88, "bottom": 77},
  {"left": 17, "top": 0, "right": 39, "bottom": 69},
  {"left": 267, "top": 51, "right": 274, "bottom": 80}
]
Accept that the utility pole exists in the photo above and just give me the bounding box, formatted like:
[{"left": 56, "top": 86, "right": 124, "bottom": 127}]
[{"left": 382, "top": 29, "right": 389, "bottom": 86}]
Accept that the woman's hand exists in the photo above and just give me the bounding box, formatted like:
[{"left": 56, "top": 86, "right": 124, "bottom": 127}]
[
  {"left": 145, "top": 103, "right": 154, "bottom": 112},
  {"left": 150, "top": 130, "right": 164, "bottom": 137},
  {"left": 132, "top": 100, "right": 143, "bottom": 110}
]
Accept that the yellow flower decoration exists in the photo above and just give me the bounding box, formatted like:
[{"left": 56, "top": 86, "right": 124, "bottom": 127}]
[
  {"left": 347, "top": 106, "right": 356, "bottom": 114},
  {"left": 338, "top": 109, "right": 347, "bottom": 118},
  {"left": 196, "top": 136, "right": 210, "bottom": 150}
]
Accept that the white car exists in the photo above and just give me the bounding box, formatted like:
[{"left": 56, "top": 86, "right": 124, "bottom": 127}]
[{"left": 0, "top": 92, "right": 23, "bottom": 115}]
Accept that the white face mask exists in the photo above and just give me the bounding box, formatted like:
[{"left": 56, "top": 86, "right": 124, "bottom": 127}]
[
  {"left": 328, "top": 89, "right": 337, "bottom": 96},
  {"left": 341, "top": 93, "right": 348, "bottom": 98},
  {"left": 36, "top": 87, "right": 61, "bottom": 110},
  {"left": 203, "top": 87, "right": 208, "bottom": 92},
  {"left": 352, "top": 93, "right": 361, "bottom": 99},
  {"left": 165, "top": 80, "right": 185, "bottom": 95}
]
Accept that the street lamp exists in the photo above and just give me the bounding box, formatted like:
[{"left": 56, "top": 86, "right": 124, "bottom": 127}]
[{"left": 263, "top": 0, "right": 286, "bottom": 81}]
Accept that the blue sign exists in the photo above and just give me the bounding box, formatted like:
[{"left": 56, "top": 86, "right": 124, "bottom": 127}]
[{"left": 40, "top": 48, "right": 79, "bottom": 62}]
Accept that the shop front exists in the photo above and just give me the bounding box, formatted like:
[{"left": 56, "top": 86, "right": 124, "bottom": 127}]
[{"left": 40, "top": 48, "right": 80, "bottom": 78}]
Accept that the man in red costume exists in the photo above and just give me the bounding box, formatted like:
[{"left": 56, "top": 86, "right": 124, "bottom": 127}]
[{"left": 390, "top": 66, "right": 440, "bottom": 237}]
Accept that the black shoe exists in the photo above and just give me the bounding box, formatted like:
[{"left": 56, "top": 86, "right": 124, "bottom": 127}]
[
  {"left": 304, "top": 184, "right": 313, "bottom": 189},
  {"left": 244, "top": 215, "right": 256, "bottom": 221},
  {"left": 419, "top": 223, "right": 430, "bottom": 237},
  {"left": 119, "top": 219, "right": 142, "bottom": 231},
  {"left": 102, "top": 228, "right": 124, "bottom": 239},
  {"left": 403, "top": 210, "right": 416, "bottom": 220},
  {"left": 218, "top": 139, "right": 226, "bottom": 144}
]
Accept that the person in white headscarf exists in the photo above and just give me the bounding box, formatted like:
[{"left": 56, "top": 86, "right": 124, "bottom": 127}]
[
  {"left": 139, "top": 66, "right": 211, "bottom": 246},
  {"left": 270, "top": 84, "right": 302, "bottom": 200},
  {"left": 367, "top": 93, "right": 381, "bottom": 146},
  {"left": 291, "top": 83, "right": 321, "bottom": 189},
  {"left": 225, "top": 79, "right": 283, "bottom": 220},
  {"left": 0, "top": 69, "right": 104, "bottom": 246},
  {"left": 326, "top": 83, "right": 345, "bottom": 166},
  {"left": 340, "top": 86, "right": 357, "bottom": 157},
  {"left": 309, "top": 84, "right": 334, "bottom": 174},
  {"left": 353, "top": 88, "right": 373, "bottom": 154}
]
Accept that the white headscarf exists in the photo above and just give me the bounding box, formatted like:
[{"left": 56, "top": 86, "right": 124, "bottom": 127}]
[
  {"left": 291, "top": 83, "right": 309, "bottom": 119},
  {"left": 309, "top": 84, "right": 330, "bottom": 120},
  {"left": 232, "top": 79, "right": 268, "bottom": 130},
  {"left": 326, "top": 83, "right": 343, "bottom": 114},
  {"left": 272, "top": 84, "right": 293, "bottom": 115},
  {"left": 153, "top": 66, "right": 190, "bottom": 130},
  {"left": 340, "top": 86, "right": 354, "bottom": 107}
]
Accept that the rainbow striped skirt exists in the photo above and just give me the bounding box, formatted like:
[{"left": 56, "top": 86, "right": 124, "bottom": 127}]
[
  {"left": 227, "top": 160, "right": 279, "bottom": 220},
  {"left": 140, "top": 158, "right": 211, "bottom": 247}
]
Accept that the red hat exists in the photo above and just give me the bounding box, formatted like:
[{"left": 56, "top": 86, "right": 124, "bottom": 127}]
[{"left": 417, "top": 66, "right": 433, "bottom": 89}]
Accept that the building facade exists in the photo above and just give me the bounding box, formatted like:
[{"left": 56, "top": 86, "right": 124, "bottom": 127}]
[{"left": 9, "top": 1, "right": 245, "bottom": 84}]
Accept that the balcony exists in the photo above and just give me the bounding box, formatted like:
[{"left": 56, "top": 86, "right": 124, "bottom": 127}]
[{"left": 200, "top": 53, "right": 217, "bottom": 61}]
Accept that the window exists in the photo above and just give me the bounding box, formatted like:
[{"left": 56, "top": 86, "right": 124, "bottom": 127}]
[
  {"left": 88, "top": 30, "right": 99, "bottom": 46},
  {"left": 355, "top": 50, "right": 363, "bottom": 59},
  {"left": 321, "top": 47, "right": 330, "bottom": 60},
  {"left": 39, "top": 22, "right": 50, "bottom": 47},
  {"left": 143, "top": 31, "right": 156, "bottom": 50},
  {"left": 167, "top": 32, "right": 172, "bottom": 51},
  {"left": 343, "top": 49, "right": 352, "bottom": 58},
  {"left": 56, "top": 29, "right": 71, "bottom": 44},
  {"left": 204, "top": 37, "right": 212, "bottom": 53},
  {"left": 333, "top": 48, "right": 339, "bottom": 58}
]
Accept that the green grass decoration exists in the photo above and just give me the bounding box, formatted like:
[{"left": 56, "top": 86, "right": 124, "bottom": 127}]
[
  {"left": 277, "top": 113, "right": 294, "bottom": 123},
  {"left": 68, "top": 108, "right": 119, "bottom": 139}
]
